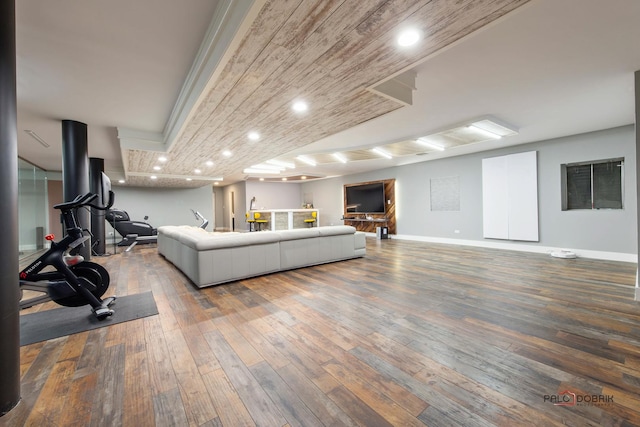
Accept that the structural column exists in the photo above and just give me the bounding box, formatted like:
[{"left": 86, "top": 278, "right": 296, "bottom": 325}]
[
  {"left": 89, "top": 157, "right": 106, "bottom": 255},
  {"left": 61, "top": 120, "right": 90, "bottom": 260},
  {"left": 0, "top": 0, "right": 22, "bottom": 414},
  {"left": 635, "top": 71, "right": 640, "bottom": 288}
]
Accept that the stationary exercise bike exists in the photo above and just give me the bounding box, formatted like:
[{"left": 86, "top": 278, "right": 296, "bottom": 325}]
[{"left": 19, "top": 192, "right": 117, "bottom": 319}]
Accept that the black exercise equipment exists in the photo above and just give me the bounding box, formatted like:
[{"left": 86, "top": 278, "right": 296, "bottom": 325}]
[
  {"left": 19, "top": 192, "right": 117, "bottom": 320},
  {"left": 106, "top": 208, "right": 157, "bottom": 249}
]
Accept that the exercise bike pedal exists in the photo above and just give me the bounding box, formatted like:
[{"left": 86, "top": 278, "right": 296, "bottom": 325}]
[
  {"left": 93, "top": 306, "right": 115, "bottom": 320},
  {"left": 102, "top": 296, "right": 117, "bottom": 307}
]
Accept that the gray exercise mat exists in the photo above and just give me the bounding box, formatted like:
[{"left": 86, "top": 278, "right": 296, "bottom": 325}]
[{"left": 20, "top": 291, "right": 158, "bottom": 346}]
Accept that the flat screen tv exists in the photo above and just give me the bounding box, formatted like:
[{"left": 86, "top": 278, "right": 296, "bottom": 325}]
[{"left": 345, "top": 182, "right": 386, "bottom": 214}]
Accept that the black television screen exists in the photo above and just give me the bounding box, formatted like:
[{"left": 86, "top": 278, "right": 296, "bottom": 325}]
[{"left": 345, "top": 182, "right": 386, "bottom": 213}]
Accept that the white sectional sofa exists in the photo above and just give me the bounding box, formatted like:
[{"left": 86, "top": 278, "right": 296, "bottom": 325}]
[{"left": 157, "top": 225, "right": 366, "bottom": 288}]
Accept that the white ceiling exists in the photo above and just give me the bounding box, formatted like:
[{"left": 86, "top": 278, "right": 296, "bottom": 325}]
[{"left": 15, "top": 0, "right": 640, "bottom": 187}]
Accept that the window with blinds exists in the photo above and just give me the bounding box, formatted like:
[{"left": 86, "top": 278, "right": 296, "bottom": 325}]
[{"left": 562, "top": 158, "right": 623, "bottom": 210}]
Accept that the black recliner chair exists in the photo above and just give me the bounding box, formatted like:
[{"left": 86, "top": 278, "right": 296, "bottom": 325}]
[{"left": 105, "top": 209, "right": 157, "bottom": 246}]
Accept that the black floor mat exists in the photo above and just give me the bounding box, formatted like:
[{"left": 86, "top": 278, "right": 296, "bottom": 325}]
[{"left": 20, "top": 291, "right": 158, "bottom": 346}]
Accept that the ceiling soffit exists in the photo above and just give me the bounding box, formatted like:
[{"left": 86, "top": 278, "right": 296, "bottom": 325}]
[
  {"left": 267, "top": 116, "right": 520, "bottom": 179},
  {"left": 122, "top": 0, "right": 530, "bottom": 188}
]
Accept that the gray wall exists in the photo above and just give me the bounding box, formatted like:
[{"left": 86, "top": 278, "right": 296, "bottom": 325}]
[
  {"left": 221, "top": 181, "right": 246, "bottom": 231},
  {"left": 213, "top": 185, "right": 224, "bottom": 229},
  {"left": 536, "top": 126, "right": 634, "bottom": 253},
  {"left": 302, "top": 125, "right": 637, "bottom": 257},
  {"left": 108, "top": 185, "right": 214, "bottom": 232}
]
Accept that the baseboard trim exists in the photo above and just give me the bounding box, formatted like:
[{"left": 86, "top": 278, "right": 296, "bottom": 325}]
[{"left": 389, "top": 234, "right": 637, "bottom": 263}]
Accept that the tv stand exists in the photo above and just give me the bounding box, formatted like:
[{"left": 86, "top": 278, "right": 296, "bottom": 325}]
[{"left": 342, "top": 216, "right": 389, "bottom": 233}]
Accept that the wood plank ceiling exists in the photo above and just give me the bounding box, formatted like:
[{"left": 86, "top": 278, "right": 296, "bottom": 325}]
[{"left": 123, "top": 0, "right": 530, "bottom": 188}]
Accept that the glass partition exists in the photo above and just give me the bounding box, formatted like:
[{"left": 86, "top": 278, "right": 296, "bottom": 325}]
[{"left": 18, "top": 158, "right": 48, "bottom": 259}]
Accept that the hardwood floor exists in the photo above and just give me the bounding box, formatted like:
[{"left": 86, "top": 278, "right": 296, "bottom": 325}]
[{"left": 5, "top": 238, "right": 640, "bottom": 426}]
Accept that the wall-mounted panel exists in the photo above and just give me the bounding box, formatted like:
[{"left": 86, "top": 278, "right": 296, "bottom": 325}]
[
  {"left": 482, "top": 151, "right": 538, "bottom": 241},
  {"left": 482, "top": 156, "right": 510, "bottom": 239},
  {"left": 507, "top": 151, "right": 539, "bottom": 241},
  {"left": 430, "top": 176, "right": 460, "bottom": 211}
]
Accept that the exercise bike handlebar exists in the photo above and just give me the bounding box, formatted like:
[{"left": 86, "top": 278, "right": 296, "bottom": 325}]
[{"left": 54, "top": 191, "right": 114, "bottom": 211}]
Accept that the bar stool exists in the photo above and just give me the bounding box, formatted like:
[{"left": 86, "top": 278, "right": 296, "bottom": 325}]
[
  {"left": 304, "top": 211, "right": 317, "bottom": 227},
  {"left": 254, "top": 212, "right": 268, "bottom": 231},
  {"left": 246, "top": 212, "right": 256, "bottom": 231}
]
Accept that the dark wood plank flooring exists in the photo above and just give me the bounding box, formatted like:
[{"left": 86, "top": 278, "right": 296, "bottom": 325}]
[{"left": 5, "top": 238, "right": 640, "bottom": 426}]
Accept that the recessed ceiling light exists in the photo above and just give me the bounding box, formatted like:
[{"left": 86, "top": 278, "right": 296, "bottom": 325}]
[
  {"left": 259, "top": 178, "right": 264, "bottom": 181},
  {"left": 186, "top": 178, "right": 192, "bottom": 181},
  {"left": 292, "top": 101, "right": 308, "bottom": 113},
  {"left": 301, "top": 176, "right": 307, "bottom": 180},
  {"left": 194, "top": 169, "right": 201, "bottom": 174},
  {"left": 150, "top": 175, "right": 157, "bottom": 180},
  {"left": 332, "top": 152, "right": 348, "bottom": 163},
  {"left": 158, "top": 156, "right": 167, "bottom": 163},
  {"left": 469, "top": 119, "right": 517, "bottom": 137},
  {"left": 243, "top": 168, "right": 281, "bottom": 174},
  {"left": 468, "top": 125, "right": 502, "bottom": 140},
  {"left": 153, "top": 165, "right": 161, "bottom": 171},
  {"left": 206, "top": 160, "right": 214, "bottom": 167},
  {"left": 397, "top": 28, "right": 421, "bottom": 47},
  {"left": 266, "top": 159, "right": 295, "bottom": 169},
  {"left": 214, "top": 182, "right": 219, "bottom": 185},
  {"left": 248, "top": 132, "right": 260, "bottom": 141},
  {"left": 251, "top": 163, "right": 284, "bottom": 171},
  {"left": 296, "top": 155, "right": 316, "bottom": 166},
  {"left": 416, "top": 138, "right": 445, "bottom": 151},
  {"left": 372, "top": 147, "right": 393, "bottom": 159},
  {"left": 222, "top": 150, "right": 232, "bottom": 157},
  {"left": 282, "top": 177, "right": 287, "bottom": 181},
  {"left": 118, "top": 179, "right": 125, "bottom": 184},
  {"left": 24, "top": 130, "right": 50, "bottom": 148}
]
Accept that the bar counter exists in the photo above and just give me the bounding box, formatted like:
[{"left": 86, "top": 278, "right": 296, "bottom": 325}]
[{"left": 249, "top": 208, "right": 318, "bottom": 231}]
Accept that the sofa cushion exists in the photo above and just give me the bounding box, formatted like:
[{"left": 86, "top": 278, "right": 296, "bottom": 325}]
[
  {"left": 191, "top": 231, "right": 281, "bottom": 251},
  {"left": 275, "top": 228, "right": 320, "bottom": 241},
  {"left": 317, "top": 225, "right": 357, "bottom": 236}
]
